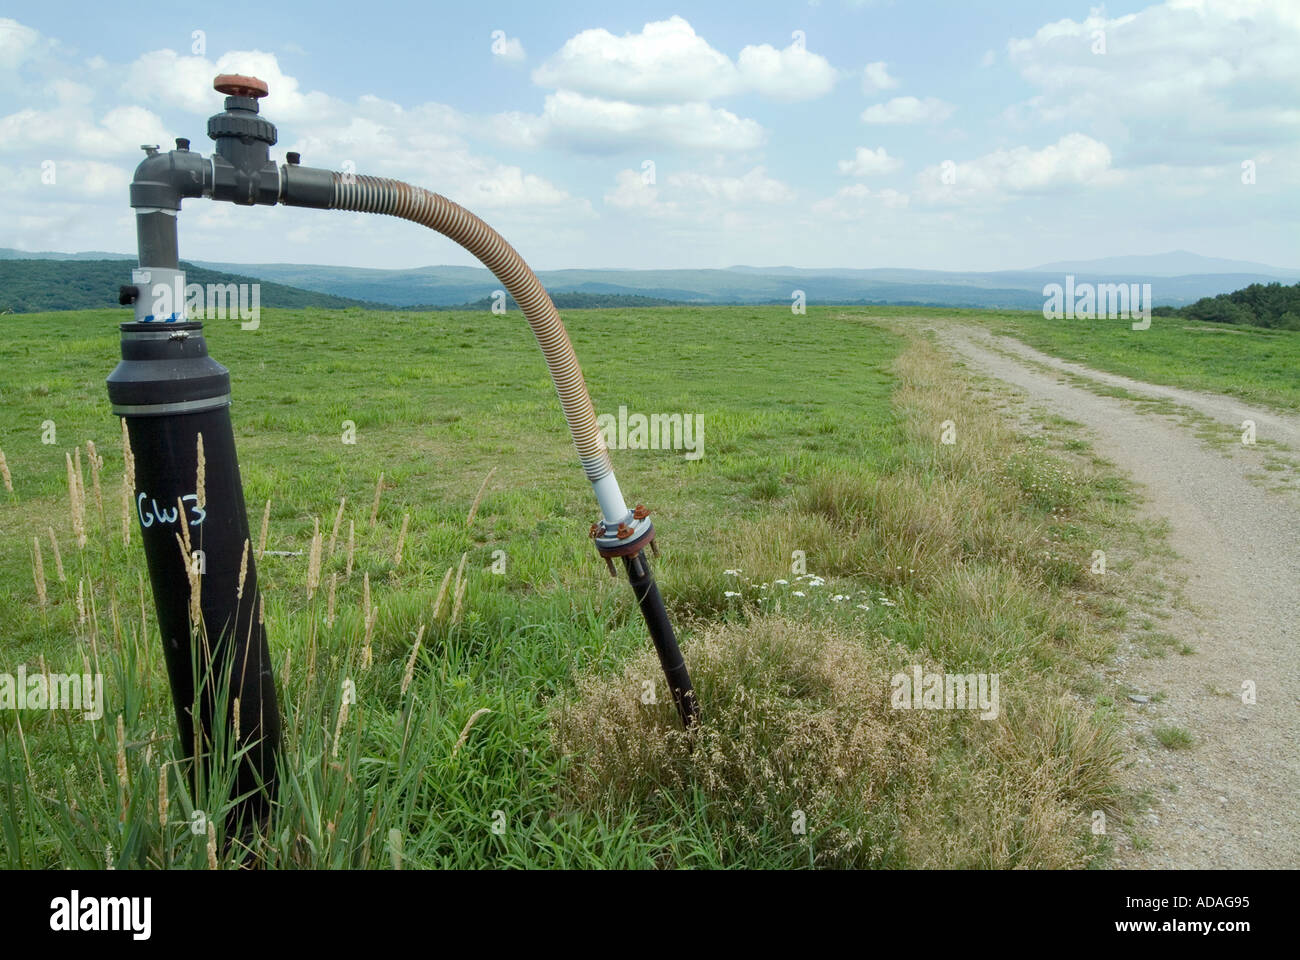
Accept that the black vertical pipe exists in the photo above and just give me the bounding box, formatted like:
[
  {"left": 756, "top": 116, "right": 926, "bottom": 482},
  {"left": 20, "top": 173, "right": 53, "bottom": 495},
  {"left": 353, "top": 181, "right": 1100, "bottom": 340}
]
[
  {"left": 107, "top": 322, "right": 280, "bottom": 829},
  {"left": 135, "top": 211, "right": 179, "bottom": 270},
  {"left": 622, "top": 551, "right": 699, "bottom": 728}
]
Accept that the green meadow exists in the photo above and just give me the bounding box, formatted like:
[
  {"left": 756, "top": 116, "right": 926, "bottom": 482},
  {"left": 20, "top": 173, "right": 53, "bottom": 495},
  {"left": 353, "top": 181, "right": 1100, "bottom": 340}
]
[{"left": 1, "top": 304, "right": 1165, "bottom": 868}]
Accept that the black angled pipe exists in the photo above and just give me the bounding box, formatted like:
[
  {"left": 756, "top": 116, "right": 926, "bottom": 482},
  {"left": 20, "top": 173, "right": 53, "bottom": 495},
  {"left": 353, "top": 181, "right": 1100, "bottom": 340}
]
[{"left": 622, "top": 551, "right": 699, "bottom": 728}]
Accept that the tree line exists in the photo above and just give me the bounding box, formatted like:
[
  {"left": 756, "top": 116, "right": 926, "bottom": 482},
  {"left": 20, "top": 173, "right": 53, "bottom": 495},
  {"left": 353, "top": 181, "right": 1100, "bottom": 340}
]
[{"left": 1152, "top": 281, "right": 1300, "bottom": 330}]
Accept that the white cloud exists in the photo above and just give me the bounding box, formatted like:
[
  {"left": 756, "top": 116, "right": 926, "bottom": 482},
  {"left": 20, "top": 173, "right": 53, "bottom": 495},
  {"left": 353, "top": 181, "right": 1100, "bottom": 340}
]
[
  {"left": 534, "top": 17, "right": 734, "bottom": 103},
  {"left": 52, "top": 79, "right": 95, "bottom": 106},
  {"left": 286, "top": 104, "right": 576, "bottom": 211},
  {"left": 529, "top": 90, "right": 765, "bottom": 152},
  {"left": 465, "top": 166, "right": 571, "bottom": 208},
  {"left": 58, "top": 159, "right": 130, "bottom": 197},
  {"left": 1006, "top": 0, "right": 1300, "bottom": 164},
  {"left": 533, "top": 16, "right": 835, "bottom": 103},
  {"left": 0, "top": 17, "right": 49, "bottom": 72},
  {"left": 917, "top": 133, "right": 1115, "bottom": 204},
  {"left": 861, "top": 61, "right": 899, "bottom": 93},
  {"left": 2, "top": 13, "right": 1295, "bottom": 271},
  {"left": 838, "top": 146, "right": 902, "bottom": 176},
  {"left": 0, "top": 103, "right": 171, "bottom": 158},
  {"left": 605, "top": 165, "right": 794, "bottom": 219},
  {"left": 812, "top": 184, "right": 910, "bottom": 220},
  {"left": 123, "top": 49, "right": 224, "bottom": 114},
  {"left": 0, "top": 158, "right": 128, "bottom": 198},
  {"left": 605, "top": 168, "right": 668, "bottom": 212},
  {"left": 515, "top": 18, "right": 836, "bottom": 151},
  {"left": 0, "top": 20, "right": 589, "bottom": 267},
  {"left": 124, "top": 48, "right": 335, "bottom": 124},
  {"left": 482, "top": 110, "right": 548, "bottom": 150},
  {"left": 736, "top": 42, "right": 837, "bottom": 101},
  {"left": 861, "top": 96, "right": 954, "bottom": 124},
  {"left": 117, "top": 47, "right": 572, "bottom": 212},
  {"left": 668, "top": 166, "right": 795, "bottom": 204},
  {"left": 979, "top": 49, "right": 996, "bottom": 68}
]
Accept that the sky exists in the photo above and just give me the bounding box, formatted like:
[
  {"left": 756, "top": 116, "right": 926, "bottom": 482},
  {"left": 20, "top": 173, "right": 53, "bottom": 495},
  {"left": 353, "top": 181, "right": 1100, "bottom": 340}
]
[{"left": 1, "top": 0, "right": 1297, "bottom": 272}]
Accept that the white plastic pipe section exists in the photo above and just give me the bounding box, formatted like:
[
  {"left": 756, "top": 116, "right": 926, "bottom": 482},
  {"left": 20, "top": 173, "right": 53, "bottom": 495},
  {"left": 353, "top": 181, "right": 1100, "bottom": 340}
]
[{"left": 330, "top": 174, "right": 630, "bottom": 526}]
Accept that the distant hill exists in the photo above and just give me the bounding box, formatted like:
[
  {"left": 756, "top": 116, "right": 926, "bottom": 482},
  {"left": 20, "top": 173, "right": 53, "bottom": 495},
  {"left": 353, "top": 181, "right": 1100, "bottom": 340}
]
[
  {"left": 0, "top": 259, "right": 377, "bottom": 314},
  {"left": 0, "top": 248, "right": 135, "bottom": 262},
  {"left": 446, "top": 291, "right": 684, "bottom": 311},
  {"left": 1026, "top": 250, "right": 1300, "bottom": 278},
  {"left": 188, "top": 260, "right": 1288, "bottom": 311},
  {"left": 0, "top": 259, "right": 693, "bottom": 314},
  {"left": 8, "top": 248, "right": 1298, "bottom": 312}
]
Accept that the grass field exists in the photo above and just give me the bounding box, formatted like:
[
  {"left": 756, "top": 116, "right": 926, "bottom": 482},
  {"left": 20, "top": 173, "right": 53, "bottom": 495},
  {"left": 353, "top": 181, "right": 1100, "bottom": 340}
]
[
  {"left": 1, "top": 304, "right": 1155, "bottom": 868},
  {"left": 967, "top": 308, "right": 1300, "bottom": 412}
]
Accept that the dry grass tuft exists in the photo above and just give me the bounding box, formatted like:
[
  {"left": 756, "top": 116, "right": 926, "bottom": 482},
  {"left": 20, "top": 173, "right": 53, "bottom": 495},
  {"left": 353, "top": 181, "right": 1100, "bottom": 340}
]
[
  {"left": 86, "top": 440, "right": 105, "bottom": 536},
  {"left": 256, "top": 500, "right": 271, "bottom": 561},
  {"left": 450, "top": 553, "right": 469, "bottom": 625},
  {"left": 432, "top": 564, "right": 454, "bottom": 621},
  {"left": 552, "top": 616, "right": 935, "bottom": 866},
  {"left": 328, "top": 497, "right": 346, "bottom": 558},
  {"left": 393, "top": 513, "right": 410, "bottom": 567},
  {"left": 553, "top": 614, "right": 1118, "bottom": 868},
  {"left": 453, "top": 707, "right": 493, "bottom": 757},
  {"left": 400, "top": 624, "right": 425, "bottom": 696},
  {"left": 31, "top": 537, "right": 48, "bottom": 607},
  {"left": 194, "top": 433, "right": 205, "bottom": 511},
  {"left": 65, "top": 451, "right": 86, "bottom": 549},
  {"left": 466, "top": 467, "right": 496, "bottom": 527},
  {"left": 46, "top": 528, "right": 65, "bottom": 582}
]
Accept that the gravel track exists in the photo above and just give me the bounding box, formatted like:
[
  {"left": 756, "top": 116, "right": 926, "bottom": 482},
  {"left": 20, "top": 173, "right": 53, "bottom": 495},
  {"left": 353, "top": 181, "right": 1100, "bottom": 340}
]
[{"left": 938, "top": 325, "right": 1299, "bottom": 869}]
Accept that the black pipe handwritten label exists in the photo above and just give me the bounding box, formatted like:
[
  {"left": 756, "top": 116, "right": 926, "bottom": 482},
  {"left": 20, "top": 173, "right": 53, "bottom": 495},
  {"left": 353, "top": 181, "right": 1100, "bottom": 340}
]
[{"left": 137, "top": 492, "right": 206, "bottom": 528}]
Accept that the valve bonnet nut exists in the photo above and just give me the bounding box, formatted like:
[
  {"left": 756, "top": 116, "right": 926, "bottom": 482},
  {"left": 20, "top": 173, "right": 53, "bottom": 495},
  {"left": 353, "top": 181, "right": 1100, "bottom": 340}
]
[{"left": 214, "top": 74, "right": 269, "bottom": 98}]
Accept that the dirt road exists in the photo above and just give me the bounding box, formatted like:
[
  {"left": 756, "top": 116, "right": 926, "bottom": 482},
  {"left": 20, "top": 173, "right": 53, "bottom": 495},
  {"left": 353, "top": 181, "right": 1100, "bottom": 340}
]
[{"left": 937, "top": 324, "right": 1300, "bottom": 869}]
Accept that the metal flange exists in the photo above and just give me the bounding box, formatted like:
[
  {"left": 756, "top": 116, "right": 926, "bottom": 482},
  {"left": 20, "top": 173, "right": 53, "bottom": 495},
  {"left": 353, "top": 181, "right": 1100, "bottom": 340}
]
[{"left": 590, "top": 504, "right": 659, "bottom": 574}]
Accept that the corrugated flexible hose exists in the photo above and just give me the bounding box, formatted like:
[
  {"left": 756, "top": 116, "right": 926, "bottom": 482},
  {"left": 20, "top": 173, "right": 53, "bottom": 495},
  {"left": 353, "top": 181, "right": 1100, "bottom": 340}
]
[
  {"left": 331, "top": 174, "right": 614, "bottom": 482},
  {"left": 329, "top": 172, "right": 697, "bottom": 727}
]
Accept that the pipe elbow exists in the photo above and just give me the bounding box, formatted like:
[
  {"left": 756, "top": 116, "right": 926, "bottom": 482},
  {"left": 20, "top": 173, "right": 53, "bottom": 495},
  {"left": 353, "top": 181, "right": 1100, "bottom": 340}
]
[{"left": 130, "top": 149, "right": 211, "bottom": 210}]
